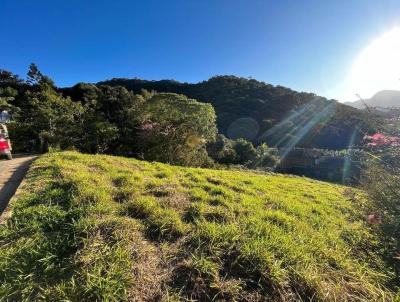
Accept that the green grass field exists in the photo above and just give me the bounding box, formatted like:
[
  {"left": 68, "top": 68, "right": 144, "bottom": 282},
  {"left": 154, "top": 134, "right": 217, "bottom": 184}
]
[{"left": 0, "top": 151, "right": 396, "bottom": 301}]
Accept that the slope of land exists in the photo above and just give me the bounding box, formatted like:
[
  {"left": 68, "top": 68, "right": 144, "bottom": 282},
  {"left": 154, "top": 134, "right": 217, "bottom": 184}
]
[
  {"left": 93, "top": 76, "right": 371, "bottom": 149},
  {"left": 0, "top": 152, "right": 395, "bottom": 301}
]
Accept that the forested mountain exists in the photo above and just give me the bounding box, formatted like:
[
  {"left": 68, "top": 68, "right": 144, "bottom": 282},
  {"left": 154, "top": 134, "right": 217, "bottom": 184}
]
[
  {"left": 97, "top": 76, "right": 371, "bottom": 149},
  {"left": 0, "top": 66, "right": 277, "bottom": 169}
]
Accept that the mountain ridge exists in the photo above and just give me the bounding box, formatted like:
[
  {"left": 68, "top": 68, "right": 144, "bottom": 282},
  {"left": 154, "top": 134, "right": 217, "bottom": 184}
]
[
  {"left": 94, "top": 75, "right": 371, "bottom": 149},
  {"left": 345, "top": 89, "right": 400, "bottom": 109}
]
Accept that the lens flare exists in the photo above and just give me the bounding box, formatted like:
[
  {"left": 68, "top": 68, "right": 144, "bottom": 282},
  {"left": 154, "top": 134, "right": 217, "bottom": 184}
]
[{"left": 344, "top": 26, "right": 400, "bottom": 101}]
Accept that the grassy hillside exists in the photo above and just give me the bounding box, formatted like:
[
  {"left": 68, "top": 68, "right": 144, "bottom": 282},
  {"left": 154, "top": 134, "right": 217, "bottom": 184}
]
[
  {"left": 95, "top": 76, "right": 371, "bottom": 149},
  {"left": 0, "top": 152, "right": 395, "bottom": 301}
]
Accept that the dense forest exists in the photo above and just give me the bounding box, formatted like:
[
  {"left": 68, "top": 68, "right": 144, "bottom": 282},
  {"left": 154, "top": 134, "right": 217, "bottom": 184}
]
[
  {"left": 97, "top": 76, "right": 372, "bottom": 149},
  {"left": 0, "top": 64, "right": 374, "bottom": 172},
  {"left": 0, "top": 64, "right": 278, "bottom": 168}
]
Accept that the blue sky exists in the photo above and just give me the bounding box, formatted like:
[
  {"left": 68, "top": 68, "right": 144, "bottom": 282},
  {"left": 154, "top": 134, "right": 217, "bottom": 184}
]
[{"left": 1, "top": 0, "right": 400, "bottom": 101}]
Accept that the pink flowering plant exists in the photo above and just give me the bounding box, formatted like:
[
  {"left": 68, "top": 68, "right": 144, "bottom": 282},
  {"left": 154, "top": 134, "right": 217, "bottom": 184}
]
[
  {"left": 362, "top": 117, "right": 400, "bottom": 280},
  {"left": 365, "top": 133, "right": 400, "bottom": 147}
]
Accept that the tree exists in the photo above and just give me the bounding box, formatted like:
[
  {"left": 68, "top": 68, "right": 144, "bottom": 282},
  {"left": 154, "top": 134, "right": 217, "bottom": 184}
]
[
  {"left": 233, "top": 138, "right": 257, "bottom": 164},
  {"left": 0, "top": 87, "right": 19, "bottom": 113},
  {"left": 207, "top": 134, "right": 237, "bottom": 164},
  {"left": 11, "top": 66, "right": 83, "bottom": 151},
  {"left": 23, "top": 90, "right": 81, "bottom": 151},
  {"left": 78, "top": 119, "right": 119, "bottom": 153},
  {"left": 252, "top": 143, "right": 279, "bottom": 168},
  {"left": 26, "top": 63, "right": 55, "bottom": 87},
  {"left": 137, "top": 93, "right": 217, "bottom": 166}
]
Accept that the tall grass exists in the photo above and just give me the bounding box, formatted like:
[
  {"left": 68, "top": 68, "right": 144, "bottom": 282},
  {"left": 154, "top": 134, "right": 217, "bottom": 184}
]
[{"left": 0, "top": 151, "right": 395, "bottom": 301}]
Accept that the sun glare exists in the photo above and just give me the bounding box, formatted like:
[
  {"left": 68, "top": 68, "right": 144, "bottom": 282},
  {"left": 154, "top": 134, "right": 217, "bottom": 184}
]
[{"left": 345, "top": 27, "right": 400, "bottom": 101}]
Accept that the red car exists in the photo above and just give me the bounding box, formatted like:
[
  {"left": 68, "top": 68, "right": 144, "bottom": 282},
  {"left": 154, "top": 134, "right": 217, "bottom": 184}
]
[{"left": 0, "top": 124, "right": 12, "bottom": 160}]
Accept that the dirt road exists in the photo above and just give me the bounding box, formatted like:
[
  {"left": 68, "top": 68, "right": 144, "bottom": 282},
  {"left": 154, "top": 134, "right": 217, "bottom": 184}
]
[{"left": 0, "top": 155, "right": 37, "bottom": 221}]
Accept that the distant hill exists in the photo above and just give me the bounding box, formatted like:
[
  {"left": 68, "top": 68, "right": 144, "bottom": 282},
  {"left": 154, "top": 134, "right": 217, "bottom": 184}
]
[
  {"left": 97, "top": 76, "right": 371, "bottom": 149},
  {"left": 345, "top": 90, "right": 400, "bottom": 109}
]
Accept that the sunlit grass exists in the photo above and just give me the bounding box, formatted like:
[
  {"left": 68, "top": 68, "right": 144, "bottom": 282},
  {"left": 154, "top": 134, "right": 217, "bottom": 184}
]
[{"left": 0, "top": 151, "right": 395, "bottom": 301}]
